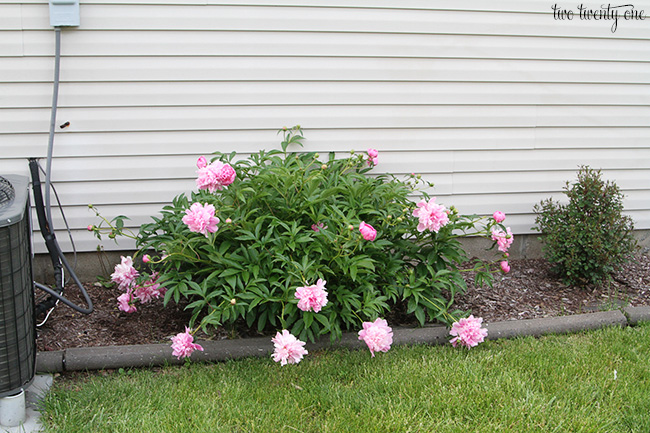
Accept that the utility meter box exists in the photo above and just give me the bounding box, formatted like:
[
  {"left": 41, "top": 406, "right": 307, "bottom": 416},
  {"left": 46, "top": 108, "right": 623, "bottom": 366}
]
[{"left": 49, "top": 0, "right": 80, "bottom": 27}]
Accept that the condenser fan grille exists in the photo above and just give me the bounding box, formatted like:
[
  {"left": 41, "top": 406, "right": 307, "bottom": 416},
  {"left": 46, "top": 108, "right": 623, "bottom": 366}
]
[
  {"left": 0, "top": 177, "right": 15, "bottom": 210},
  {"left": 0, "top": 175, "right": 35, "bottom": 398}
]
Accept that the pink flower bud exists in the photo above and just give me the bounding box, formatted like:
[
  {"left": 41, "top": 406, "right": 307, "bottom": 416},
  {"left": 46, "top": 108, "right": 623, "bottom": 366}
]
[
  {"left": 493, "top": 211, "right": 506, "bottom": 223},
  {"left": 142, "top": 254, "right": 151, "bottom": 263},
  {"left": 87, "top": 225, "right": 93, "bottom": 231},
  {"left": 359, "top": 221, "right": 377, "bottom": 241},
  {"left": 500, "top": 261, "right": 510, "bottom": 273},
  {"left": 197, "top": 155, "right": 208, "bottom": 169},
  {"left": 366, "top": 148, "right": 379, "bottom": 167},
  {"left": 225, "top": 218, "right": 232, "bottom": 224}
]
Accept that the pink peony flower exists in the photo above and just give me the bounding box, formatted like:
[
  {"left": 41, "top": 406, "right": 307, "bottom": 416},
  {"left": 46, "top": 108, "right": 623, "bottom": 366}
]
[
  {"left": 214, "top": 164, "right": 236, "bottom": 186},
  {"left": 87, "top": 224, "right": 93, "bottom": 231},
  {"left": 366, "top": 148, "right": 379, "bottom": 166},
  {"left": 111, "top": 256, "right": 139, "bottom": 290},
  {"left": 196, "top": 155, "right": 208, "bottom": 169},
  {"left": 358, "top": 318, "right": 393, "bottom": 357},
  {"left": 450, "top": 315, "right": 488, "bottom": 348},
  {"left": 133, "top": 273, "right": 162, "bottom": 303},
  {"left": 412, "top": 197, "right": 450, "bottom": 233},
  {"left": 295, "top": 279, "right": 328, "bottom": 313},
  {"left": 271, "top": 330, "right": 308, "bottom": 366},
  {"left": 500, "top": 260, "right": 510, "bottom": 273},
  {"left": 196, "top": 160, "right": 237, "bottom": 193},
  {"left": 359, "top": 221, "right": 377, "bottom": 241},
  {"left": 491, "top": 227, "right": 514, "bottom": 253},
  {"left": 142, "top": 254, "right": 151, "bottom": 263},
  {"left": 117, "top": 291, "right": 137, "bottom": 313},
  {"left": 182, "top": 202, "right": 220, "bottom": 237},
  {"left": 171, "top": 327, "right": 204, "bottom": 359},
  {"left": 311, "top": 222, "right": 327, "bottom": 232},
  {"left": 493, "top": 211, "right": 506, "bottom": 223}
]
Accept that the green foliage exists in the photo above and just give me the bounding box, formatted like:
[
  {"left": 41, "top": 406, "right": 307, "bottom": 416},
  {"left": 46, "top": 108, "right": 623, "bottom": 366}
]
[
  {"left": 99, "top": 127, "right": 506, "bottom": 341},
  {"left": 534, "top": 166, "right": 636, "bottom": 286}
]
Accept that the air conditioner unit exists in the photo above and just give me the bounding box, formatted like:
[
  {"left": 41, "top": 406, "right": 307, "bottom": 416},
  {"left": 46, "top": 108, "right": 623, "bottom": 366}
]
[{"left": 0, "top": 175, "right": 36, "bottom": 399}]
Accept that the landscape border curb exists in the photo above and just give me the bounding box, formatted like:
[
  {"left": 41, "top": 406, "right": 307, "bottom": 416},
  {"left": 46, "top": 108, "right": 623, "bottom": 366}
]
[{"left": 35, "top": 307, "right": 650, "bottom": 373}]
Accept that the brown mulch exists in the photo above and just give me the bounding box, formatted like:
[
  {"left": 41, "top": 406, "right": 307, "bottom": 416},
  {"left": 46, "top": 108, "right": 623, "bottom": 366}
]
[
  {"left": 36, "top": 253, "right": 650, "bottom": 352},
  {"left": 455, "top": 254, "right": 650, "bottom": 323}
]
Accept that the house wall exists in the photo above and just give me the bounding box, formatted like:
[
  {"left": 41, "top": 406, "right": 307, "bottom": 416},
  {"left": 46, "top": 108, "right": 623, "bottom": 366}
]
[{"left": 1, "top": 0, "right": 649, "bottom": 254}]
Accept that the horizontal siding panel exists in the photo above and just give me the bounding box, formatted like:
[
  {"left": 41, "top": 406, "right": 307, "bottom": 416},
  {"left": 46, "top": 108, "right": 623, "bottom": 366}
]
[
  {"left": 19, "top": 4, "right": 650, "bottom": 38},
  {"left": 0, "top": 128, "right": 539, "bottom": 159},
  {"left": 20, "top": 31, "right": 650, "bottom": 61},
  {"left": 20, "top": 151, "right": 456, "bottom": 183},
  {"left": 25, "top": 165, "right": 650, "bottom": 207},
  {"left": 452, "top": 169, "right": 650, "bottom": 194},
  {"left": 4, "top": 81, "right": 650, "bottom": 108},
  {"left": 41, "top": 179, "right": 197, "bottom": 206},
  {"left": 453, "top": 148, "right": 650, "bottom": 172},
  {"left": 41, "top": 204, "right": 159, "bottom": 233},
  {"left": 534, "top": 127, "right": 650, "bottom": 148},
  {"left": 3, "top": 105, "right": 649, "bottom": 134},
  {"left": 0, "top": 31, "right": 23, "bottom": 56},
  {"left": 1, "top": 159, "right": 30, "bottom": 177},
  {"left": 8, "top": 147, "right": 648, "bottom": 196},
  {"left": 44, "top": 155, "right": 199, "bottom": 182},
  {"left": 0, "top": 5, "right": 22, "bottom": 29},
  {"left": 4, "top": 56, "right": 649, "bottom": 84},
  {"left": 449, "top": 189, "right": 650, "bottom": 215},
  {"left": 9, "top": 150, "right": 649, "bottom": 189},
  {"left": 33, "top": 229, "right": 137, "bottom": 254},
  {"left": 8, "top": 0, "right": 553, "bottom": 11},
  {"left": 4, "top": 127, "right": 650, "bottom": 161}
]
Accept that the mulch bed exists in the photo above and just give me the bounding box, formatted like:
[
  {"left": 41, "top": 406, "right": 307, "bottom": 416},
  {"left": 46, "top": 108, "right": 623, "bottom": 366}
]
[{"left": 36, "top": 254, "right": 650, "bottom": 352}]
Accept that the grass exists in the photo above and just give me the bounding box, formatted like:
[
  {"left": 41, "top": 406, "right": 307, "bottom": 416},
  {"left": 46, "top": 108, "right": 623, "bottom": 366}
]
[{"left": 42, "top": 323, "right": 650, "bottom": 432}]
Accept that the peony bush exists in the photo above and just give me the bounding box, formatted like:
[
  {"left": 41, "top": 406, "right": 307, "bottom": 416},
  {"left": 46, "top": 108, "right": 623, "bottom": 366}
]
[{"left": 91, "top": 126, "right": 508, "bottom": 363}]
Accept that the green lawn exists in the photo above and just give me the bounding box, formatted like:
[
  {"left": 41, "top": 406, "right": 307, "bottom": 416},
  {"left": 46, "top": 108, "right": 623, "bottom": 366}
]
[{"left": 42, "top": 323, "right": 650, "bottom": 432}]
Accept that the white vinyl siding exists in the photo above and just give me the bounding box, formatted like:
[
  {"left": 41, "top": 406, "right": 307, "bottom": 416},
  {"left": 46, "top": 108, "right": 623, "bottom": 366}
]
[{"left": 1, "top": 0, "right": 648, "bottom": 253}]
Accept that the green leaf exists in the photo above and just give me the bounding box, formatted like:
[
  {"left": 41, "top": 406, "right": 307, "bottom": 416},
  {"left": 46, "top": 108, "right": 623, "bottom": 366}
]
[
  {"left": 303, "top": 312, "right": 314, "bottom": 329},
  {"left": 414, "top": 306, "right": 426, "bottom": 326},
  {"left": 315, "top": 314, "right": 330, "bottom": 330},
  {"left": 219, "top": 268, "right": 241, "bottom": 278}
]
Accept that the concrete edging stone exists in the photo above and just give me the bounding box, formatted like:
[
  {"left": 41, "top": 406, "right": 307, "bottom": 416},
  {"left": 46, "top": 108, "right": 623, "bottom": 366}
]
[
  {"left": 35, "top": 309, "right": 649, "bottom": 373},
  {"left": 623, "top": 306, "right": 650, "bottom": 325}
]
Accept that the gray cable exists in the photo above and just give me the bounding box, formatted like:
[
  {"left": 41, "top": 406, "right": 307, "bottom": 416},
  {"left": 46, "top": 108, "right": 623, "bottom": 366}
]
[
  {"left": 45, "top": 27, "right": 61, "bottom": 228},
  {"left": 35, "top": 26, "right": 93, "bottom": 317}
]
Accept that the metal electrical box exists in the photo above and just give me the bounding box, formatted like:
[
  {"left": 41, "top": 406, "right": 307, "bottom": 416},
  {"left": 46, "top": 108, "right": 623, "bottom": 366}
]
[{"left": 49, "top": 0, "right": 80, "bottom": 27}]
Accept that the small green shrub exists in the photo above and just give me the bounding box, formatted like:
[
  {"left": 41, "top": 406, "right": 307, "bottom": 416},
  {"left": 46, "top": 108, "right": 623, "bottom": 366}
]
[
  {"left": 93, "top": 127, "right": 510, "bottom": 343},
  {"left": 533, "top": 166, "right": 636, "bottom": 286}
]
